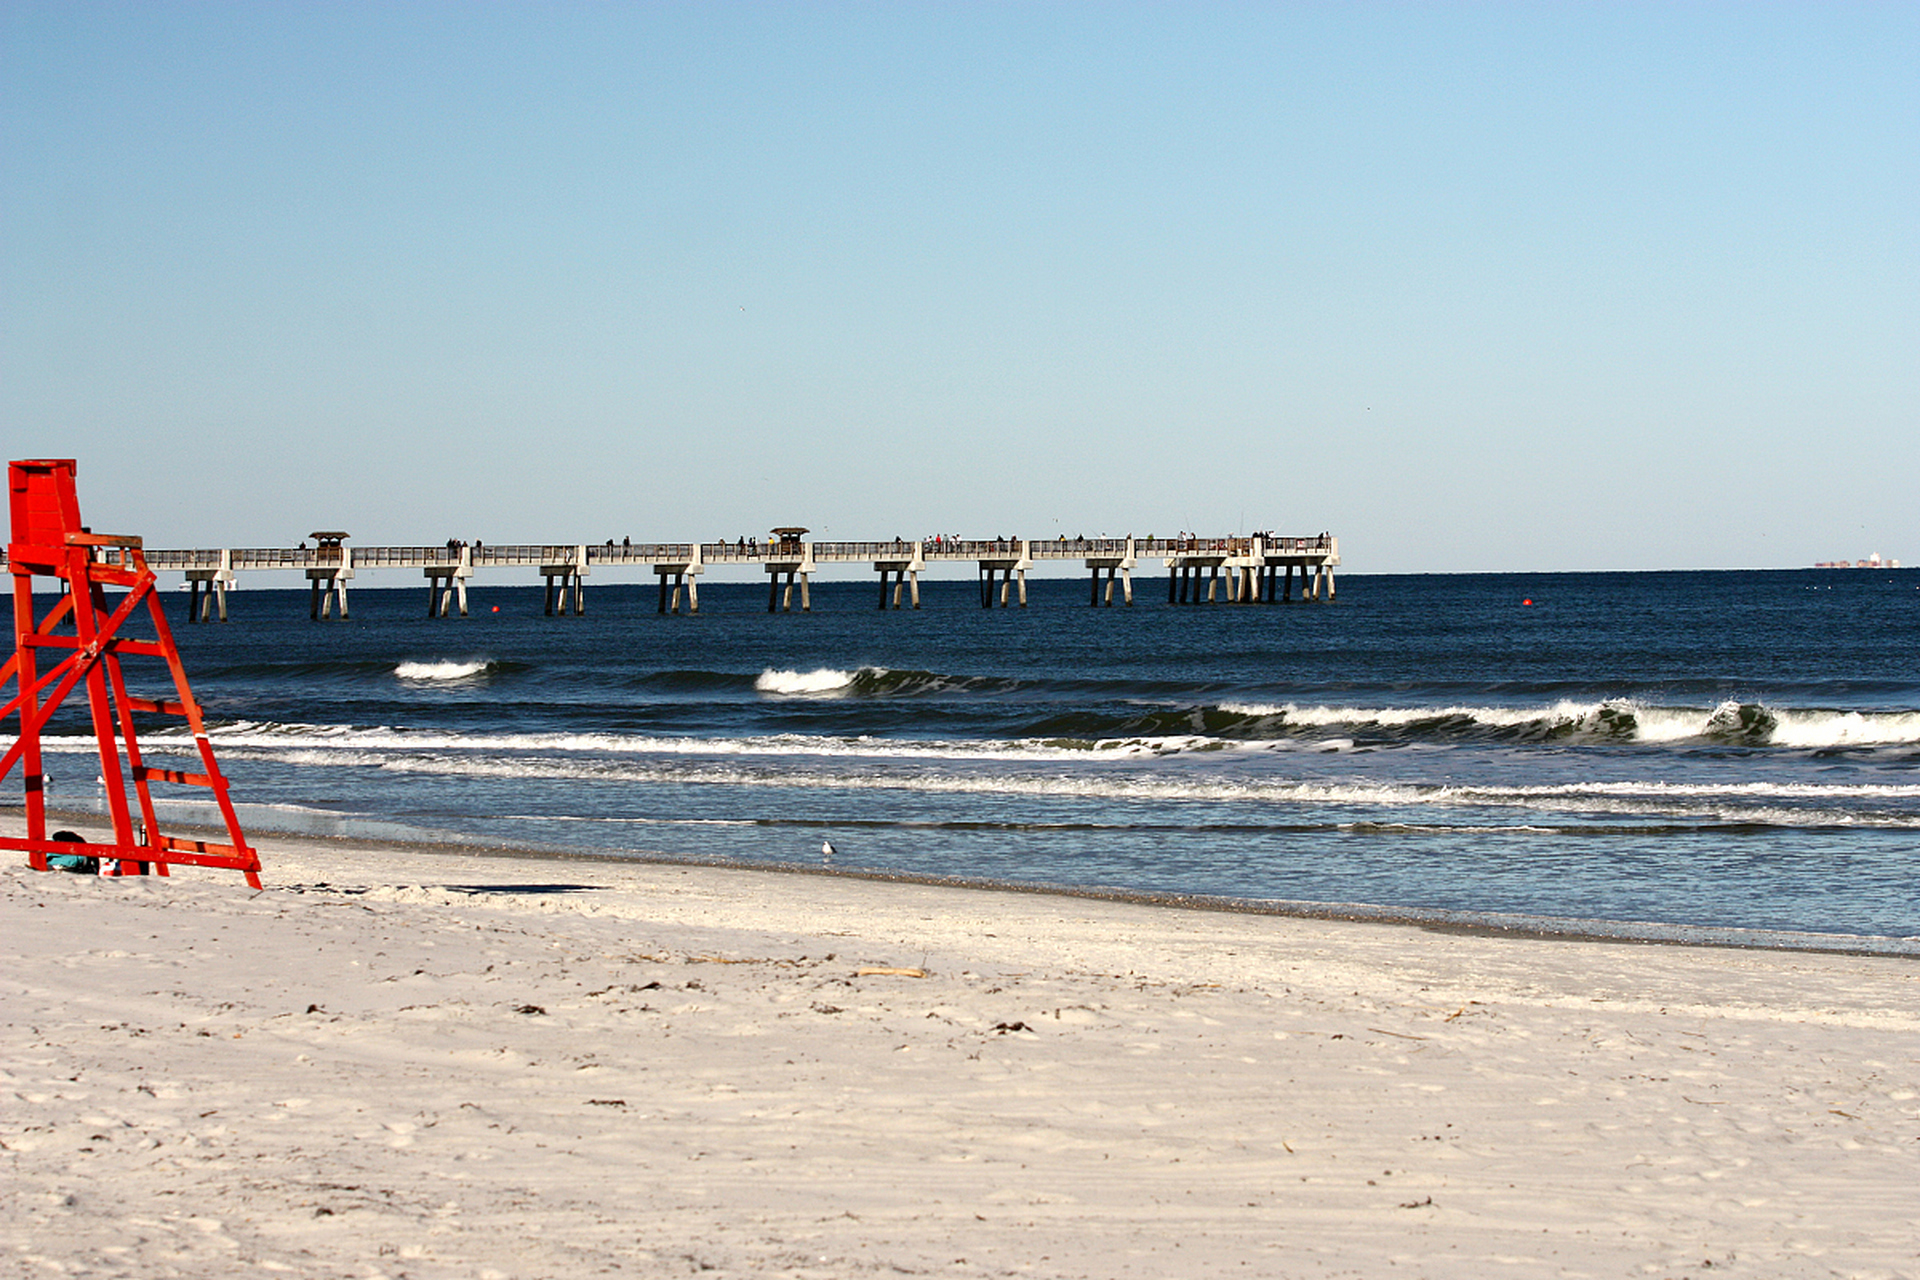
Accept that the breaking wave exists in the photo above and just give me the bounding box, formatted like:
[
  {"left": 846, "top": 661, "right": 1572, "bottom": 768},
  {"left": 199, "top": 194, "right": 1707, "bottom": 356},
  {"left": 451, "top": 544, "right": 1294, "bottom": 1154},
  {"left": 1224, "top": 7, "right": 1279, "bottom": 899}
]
[
  {"left": 1209, "top": 699, "right": 1920, "bottom": 748},
  {"left": 394, "top": 660, "right": 494, "bottom": 681},
  {"left": 752, "top": 666, "right": 1023, "bottom": 698},
  {"left": 43, "top": 696, "right": 1920, "bottom": 762}
]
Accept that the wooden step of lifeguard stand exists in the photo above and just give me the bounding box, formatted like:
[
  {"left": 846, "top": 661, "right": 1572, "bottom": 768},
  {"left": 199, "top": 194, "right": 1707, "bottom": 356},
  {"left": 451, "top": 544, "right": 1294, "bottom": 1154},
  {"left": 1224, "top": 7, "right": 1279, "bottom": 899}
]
[{"left": 1, "top": 459, "right": 262, "bottom": 887}]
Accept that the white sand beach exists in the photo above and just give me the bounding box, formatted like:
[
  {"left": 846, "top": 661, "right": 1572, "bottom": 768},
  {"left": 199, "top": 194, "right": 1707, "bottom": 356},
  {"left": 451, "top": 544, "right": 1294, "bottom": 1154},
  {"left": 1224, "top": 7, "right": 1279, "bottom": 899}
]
[{"left": 3, "top": 832, "right": 1917, "bottom": 1279}]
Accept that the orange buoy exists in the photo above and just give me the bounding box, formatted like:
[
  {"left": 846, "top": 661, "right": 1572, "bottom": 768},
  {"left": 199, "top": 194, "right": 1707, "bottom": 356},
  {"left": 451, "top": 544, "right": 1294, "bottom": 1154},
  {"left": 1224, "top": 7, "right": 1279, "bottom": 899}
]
[{"left": 1522, "top": 598, "right": 1533, "bottom": 606}]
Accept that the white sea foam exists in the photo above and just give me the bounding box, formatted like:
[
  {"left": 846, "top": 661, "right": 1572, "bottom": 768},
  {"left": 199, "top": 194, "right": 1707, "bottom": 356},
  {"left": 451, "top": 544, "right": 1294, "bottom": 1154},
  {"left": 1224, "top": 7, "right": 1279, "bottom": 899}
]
[
  {"left": 1221, "top": 700, "right": 1597, "bottom": 728},
  {"left": 1504, "top": 779, "right": 1920, "bottom": 800},
  {"left": 1768, "top": 708, "right": 1920, "bottom": 748},
  {"left": 125, "top": 734, "right": 1920, "bottom": 821},
  {"left": 1219, "top": 698, "right": 1920, "bottom": 746},
  {"left": 80, "top": 721, "right": 1137, "bottom": 765},
  {"left": 754, "top": 667, "right": 862, "bottom": 695},
  {"left": 43, "top": 718, "right": 1920, "bottom": 827},
  {"left": 50, "top": 711, "right": 1920, "bottom": 778},
  {"left": 394, "top": 660, "right": 491, "bottom": 681},
  {"left": 380, "top": 763, "right": 1920, "bottom": 826},
  {"left": 1629, "top": 702, "right": 1716, "bottom": 742},
  {"left": 45, "top": 699, "right": 1920, "bottom": 772}
]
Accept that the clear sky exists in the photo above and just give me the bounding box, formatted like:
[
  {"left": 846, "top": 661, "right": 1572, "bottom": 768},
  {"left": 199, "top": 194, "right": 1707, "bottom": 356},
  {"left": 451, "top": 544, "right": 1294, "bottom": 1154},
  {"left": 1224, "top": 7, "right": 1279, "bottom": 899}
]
[{"left": 3, "top": 2, "right": 1914, "bottom": 573}]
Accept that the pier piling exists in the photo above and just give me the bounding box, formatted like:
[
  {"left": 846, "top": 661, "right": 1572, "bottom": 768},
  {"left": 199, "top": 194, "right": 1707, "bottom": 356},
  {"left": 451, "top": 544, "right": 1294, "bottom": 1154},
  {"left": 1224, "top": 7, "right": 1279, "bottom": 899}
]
[
  {"left": 424, "top": 543, "right": 472, "bottom": 618},
  {"left": 303, "top": 533, "right": 352, "bottom": 621},
  {"left": 540, "top": 546, "right": 588, "bottom": 617}
]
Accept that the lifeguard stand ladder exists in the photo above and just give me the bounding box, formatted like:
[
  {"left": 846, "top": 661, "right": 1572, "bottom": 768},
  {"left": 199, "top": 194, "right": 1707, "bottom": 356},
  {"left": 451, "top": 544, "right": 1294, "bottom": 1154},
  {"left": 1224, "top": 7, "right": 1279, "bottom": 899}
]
[{"left": 0, "top": 459, "right": 262, "bottom": 888}]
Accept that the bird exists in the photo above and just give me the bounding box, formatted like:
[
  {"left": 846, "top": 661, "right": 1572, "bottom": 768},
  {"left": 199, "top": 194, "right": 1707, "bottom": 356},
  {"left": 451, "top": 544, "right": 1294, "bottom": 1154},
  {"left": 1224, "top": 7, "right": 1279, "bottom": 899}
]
[{"left": 821, "top": 839, "right": 836, "bottom": 863}]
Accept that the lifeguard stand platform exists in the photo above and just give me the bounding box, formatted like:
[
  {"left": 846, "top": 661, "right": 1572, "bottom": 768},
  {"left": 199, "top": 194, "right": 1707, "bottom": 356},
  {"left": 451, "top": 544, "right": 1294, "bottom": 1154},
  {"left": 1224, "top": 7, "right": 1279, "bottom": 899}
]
[{"left": 1, "top": 459, "right": 262, "bottom": 887}]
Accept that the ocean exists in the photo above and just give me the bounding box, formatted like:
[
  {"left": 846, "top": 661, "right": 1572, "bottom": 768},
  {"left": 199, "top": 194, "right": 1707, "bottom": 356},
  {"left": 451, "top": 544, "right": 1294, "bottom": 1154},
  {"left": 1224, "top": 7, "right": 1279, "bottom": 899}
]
[{"left": 21, "top": 568, "right": 1920, "bottom": 951}]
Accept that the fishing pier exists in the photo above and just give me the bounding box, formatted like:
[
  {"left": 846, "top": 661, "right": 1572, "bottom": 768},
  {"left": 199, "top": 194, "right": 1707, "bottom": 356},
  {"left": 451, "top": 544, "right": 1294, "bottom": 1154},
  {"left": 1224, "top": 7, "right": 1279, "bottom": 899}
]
[{"left": 12, "top": 532, "right": 1337, "bottom": 620}]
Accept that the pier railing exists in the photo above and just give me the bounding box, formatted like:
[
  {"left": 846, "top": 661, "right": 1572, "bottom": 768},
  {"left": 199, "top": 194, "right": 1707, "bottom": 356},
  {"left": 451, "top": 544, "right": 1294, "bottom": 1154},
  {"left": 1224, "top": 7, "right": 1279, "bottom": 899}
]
[{"left": 11, "top": 533, "right": 1339, "bottom": 572}]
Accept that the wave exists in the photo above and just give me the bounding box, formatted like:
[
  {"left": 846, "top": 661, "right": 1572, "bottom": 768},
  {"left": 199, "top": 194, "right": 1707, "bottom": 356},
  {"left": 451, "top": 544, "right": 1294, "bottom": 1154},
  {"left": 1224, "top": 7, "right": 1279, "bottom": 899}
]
[
  {"left": 755, "top": 667, "right": 860, "bottom": 695},
  {"left": 45, "top": 720, "right": 1920, "bottom": 826},
  {"left": 101, "top": 721, "right": 1118, "bottom": 763},
  {"left": 187, "top": 657, "right": 530, "bottom": 681},
  {"left": 752, "top": 666, "right": 1025, "bottom": 698},
  {"left": 683, "top": 669, "right": 1920, "bottom": 749},
  {"left": 43, "top": 698, "right": 1920, "bottom": 765},
  {"left": 394, "top": 659, "right": 494, "bottom": 681},
  {"left": 1768, "top": 708, "right": 1920, "bottom": 748},
  {"left": 1212, "top": 699, "right": 1920, "bottom": 748}
]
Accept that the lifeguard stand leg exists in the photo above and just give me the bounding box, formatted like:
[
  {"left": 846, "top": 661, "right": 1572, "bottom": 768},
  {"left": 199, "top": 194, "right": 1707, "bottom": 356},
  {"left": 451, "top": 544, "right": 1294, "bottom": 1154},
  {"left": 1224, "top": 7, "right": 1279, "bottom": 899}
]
[{"left": 7, "top": 574, "right": 48, "bottom": 868}]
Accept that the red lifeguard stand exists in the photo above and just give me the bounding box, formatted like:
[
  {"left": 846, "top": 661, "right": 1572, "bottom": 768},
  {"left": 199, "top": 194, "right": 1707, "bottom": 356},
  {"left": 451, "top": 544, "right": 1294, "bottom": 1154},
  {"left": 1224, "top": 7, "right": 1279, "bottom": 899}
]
[{"left": 1, "top": 459, "right": 262, "bottom": 887}]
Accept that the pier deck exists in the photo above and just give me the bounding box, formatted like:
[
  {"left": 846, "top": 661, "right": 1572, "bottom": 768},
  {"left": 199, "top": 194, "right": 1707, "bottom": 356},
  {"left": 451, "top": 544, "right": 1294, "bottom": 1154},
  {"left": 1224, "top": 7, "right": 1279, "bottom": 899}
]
[
  {"left": 126, "top": 535, "right": 1332, "bottom": 572},
  {"left": 4, "top": 534, "right": 1337, "bottom": 619}
]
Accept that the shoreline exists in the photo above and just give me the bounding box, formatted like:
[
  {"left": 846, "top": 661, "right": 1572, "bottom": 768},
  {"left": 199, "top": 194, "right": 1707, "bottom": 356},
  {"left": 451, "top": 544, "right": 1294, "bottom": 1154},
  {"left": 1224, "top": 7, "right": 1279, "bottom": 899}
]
[{"left": 15, "top": 802, "right": 1919, "bottom": 960}]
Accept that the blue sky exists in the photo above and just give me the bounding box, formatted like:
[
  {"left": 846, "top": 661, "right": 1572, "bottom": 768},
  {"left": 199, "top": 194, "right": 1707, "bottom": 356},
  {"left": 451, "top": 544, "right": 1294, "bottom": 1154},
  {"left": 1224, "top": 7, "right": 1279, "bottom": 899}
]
[{"left": 4, "top": 2, "right": 1914, "bottom": 573}]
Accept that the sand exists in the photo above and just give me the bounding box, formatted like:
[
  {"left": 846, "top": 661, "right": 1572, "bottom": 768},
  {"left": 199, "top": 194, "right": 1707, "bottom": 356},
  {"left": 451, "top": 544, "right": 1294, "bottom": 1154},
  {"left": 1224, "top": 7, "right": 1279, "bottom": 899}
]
[{"left": 3, "top": 831, "right": 1917, "bottom": 1279}]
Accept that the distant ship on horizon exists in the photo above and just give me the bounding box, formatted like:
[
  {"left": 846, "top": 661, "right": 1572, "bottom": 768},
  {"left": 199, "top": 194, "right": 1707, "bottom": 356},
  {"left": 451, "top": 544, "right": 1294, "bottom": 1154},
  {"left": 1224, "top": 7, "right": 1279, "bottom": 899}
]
[{"left": 1813, "top": 552, "right": 1901, "bottom": 569}]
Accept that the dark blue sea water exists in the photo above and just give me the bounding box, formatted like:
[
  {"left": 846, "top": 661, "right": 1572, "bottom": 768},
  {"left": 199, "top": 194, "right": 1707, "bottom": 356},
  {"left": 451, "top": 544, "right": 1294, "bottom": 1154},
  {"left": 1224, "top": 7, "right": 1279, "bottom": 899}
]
[{"left": 22, "top": 569, "right": 1920, "bottom": 947}]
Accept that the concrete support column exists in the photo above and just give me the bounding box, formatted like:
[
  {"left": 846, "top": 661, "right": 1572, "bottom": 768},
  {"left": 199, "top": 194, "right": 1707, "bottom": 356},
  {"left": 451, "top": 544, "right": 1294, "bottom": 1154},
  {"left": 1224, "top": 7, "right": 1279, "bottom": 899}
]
[
  {"left": 874, "top": 562, "right": 915, "bottom": 610},
  {"left": 426, "top": 569, "right": 454, "bottom": 617},
  {"left": 307, "top": 567, "right": 349, "bottom": 620},
  {"left": 767, "top": 564, "right": 810, "bottom": 612},
  {"left": 657, "top": 568, "right": 698, "bottom": 615},
  {"left": 453, "top": 543, "right": 471, "bottom": 617}
]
